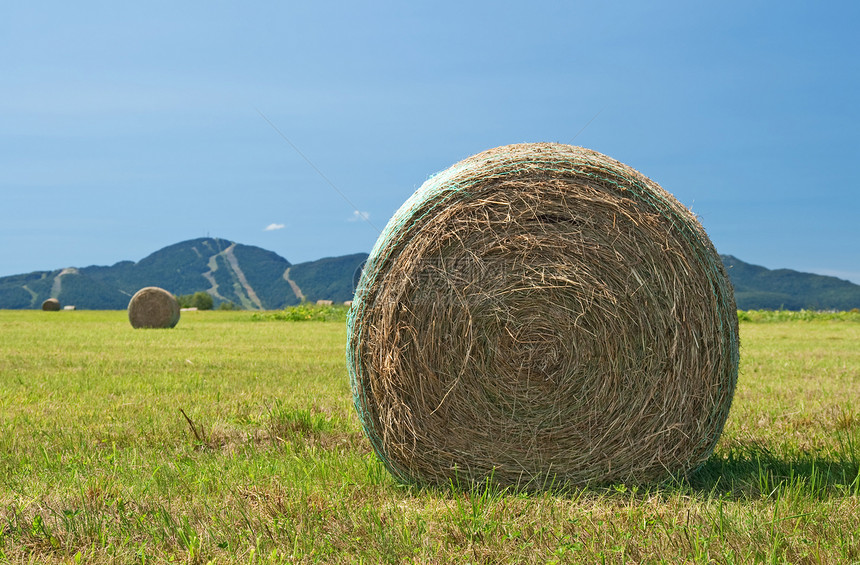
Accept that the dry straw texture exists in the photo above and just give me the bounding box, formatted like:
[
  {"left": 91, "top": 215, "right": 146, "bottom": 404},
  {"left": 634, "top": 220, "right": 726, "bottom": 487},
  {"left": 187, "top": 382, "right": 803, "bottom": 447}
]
[
  {"left": 41, "top": 298, "right": 61, "bottom": 311},
  {"left": 347, "top": 143, "right": 739, "bottom": 489},
  {"left": 128, "top": 287, "right": 180, "bottom": 329}
]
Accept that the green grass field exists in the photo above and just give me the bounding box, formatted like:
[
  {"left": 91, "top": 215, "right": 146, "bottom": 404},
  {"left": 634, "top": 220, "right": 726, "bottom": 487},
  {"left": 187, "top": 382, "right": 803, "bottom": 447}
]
[{"left": 1, "top": 309, "right": 858, "bottom": 564}]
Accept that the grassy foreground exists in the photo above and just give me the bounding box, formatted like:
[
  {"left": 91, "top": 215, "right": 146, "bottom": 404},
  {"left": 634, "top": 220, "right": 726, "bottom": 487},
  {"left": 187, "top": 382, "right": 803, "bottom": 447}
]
[{"left": 1, "top": 310, "right": 858, "bottom": 564}]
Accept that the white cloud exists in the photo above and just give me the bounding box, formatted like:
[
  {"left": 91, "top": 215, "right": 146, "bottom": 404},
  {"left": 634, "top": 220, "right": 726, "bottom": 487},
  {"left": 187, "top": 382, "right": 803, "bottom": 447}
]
[
  {"left": 349, "top": 210, "right": 370, "bottom": 222},
  {"left": 264, "top": 223, "right": 285, "bottom": 231}
]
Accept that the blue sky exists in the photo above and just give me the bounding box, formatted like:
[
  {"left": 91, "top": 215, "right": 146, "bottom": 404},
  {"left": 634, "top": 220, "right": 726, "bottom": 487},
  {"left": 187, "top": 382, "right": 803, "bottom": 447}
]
[{"left": 2, "top": 1, "right": 858, "bottom": 283}]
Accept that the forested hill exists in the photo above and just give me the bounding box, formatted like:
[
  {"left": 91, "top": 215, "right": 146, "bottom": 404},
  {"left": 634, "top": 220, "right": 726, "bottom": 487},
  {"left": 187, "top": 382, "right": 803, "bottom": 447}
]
[
  {"left": 0, "top": 238, "right": 368, "bottom": 310},
  {"left": 0, "top": 240, "right": 857, "bottom": 310},
  {"left": 720, "top": 255, "right": 860, "bottom": 311}
]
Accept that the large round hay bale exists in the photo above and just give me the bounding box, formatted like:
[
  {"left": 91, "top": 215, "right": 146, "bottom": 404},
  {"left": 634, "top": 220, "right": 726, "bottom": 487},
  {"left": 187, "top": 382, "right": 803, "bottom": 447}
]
[
  {"left": 128, "top": 287, "right": 180, "bottom": 329},
  {"left": 347, "top": 143, "right": 739, "bottom": 488},
  {"left": 41, "top": 298, "right": 61, "bottom": 311}
]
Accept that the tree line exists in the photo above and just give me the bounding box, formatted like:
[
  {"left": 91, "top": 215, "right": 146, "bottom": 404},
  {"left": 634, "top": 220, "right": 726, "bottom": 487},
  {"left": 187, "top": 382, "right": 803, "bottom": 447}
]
[{"left": 176, "top": 291, "right": 237, "bottom": 310}]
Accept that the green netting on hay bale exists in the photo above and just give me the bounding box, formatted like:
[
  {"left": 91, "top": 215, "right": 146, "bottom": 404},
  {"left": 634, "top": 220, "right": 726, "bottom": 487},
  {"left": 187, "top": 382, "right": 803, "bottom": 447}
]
[{"left": 347, "top": 143, "right": 739, "bottom": 489}]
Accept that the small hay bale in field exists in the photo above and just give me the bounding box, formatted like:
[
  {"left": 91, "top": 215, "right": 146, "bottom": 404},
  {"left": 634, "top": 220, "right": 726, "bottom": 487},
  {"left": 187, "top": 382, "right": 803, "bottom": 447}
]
[
  {"left": 128, "top": 287, "right": 180, "bottom": 329},
  {"left": 41, "top": 298, "right": 61, "bottom": 311},
  {"left": 347, "top": 142, "right": 739, "bottom": 489}
]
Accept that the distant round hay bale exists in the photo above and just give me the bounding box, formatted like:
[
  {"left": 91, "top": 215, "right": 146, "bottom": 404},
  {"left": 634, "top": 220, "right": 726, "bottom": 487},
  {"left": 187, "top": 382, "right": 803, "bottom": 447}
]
[
  {"left": 347, "top": 143, "right": 739, "bottom": 488},
  {"left": 41, "top": 298, "right": 61, "bottom": 311},
  {"left": 128, "top": 287, "right": 180, "bottom": 329}
]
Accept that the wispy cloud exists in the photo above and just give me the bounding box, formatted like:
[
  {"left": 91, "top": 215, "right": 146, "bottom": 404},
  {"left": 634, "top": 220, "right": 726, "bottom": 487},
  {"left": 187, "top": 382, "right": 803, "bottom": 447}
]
[
  {"left": 349, "top": 210, "right": 370, "bottom": 222},
  {"left": 264, "top": 223, "right": 285, "bottom": 231}
]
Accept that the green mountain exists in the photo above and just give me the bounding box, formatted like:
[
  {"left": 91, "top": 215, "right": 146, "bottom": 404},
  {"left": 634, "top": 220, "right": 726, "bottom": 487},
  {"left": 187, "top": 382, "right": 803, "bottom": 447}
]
[
  {"left": 0, "top": 238, "right": 368, "bottom": 310},
  {"left": 720, "top": 255, "right": 860, "bottom": 310},
  {"left": 289, "top": 253, "right": 368, "bottom": 304},
  {"left": 2, "top": 240, "right": 857, "bottom": 311}
]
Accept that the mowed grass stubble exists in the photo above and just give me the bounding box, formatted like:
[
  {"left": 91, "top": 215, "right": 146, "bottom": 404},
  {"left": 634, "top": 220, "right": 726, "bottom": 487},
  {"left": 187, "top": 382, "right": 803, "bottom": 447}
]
[{"left": 1, "top": 309, "right": 859, "bottom": 563}]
